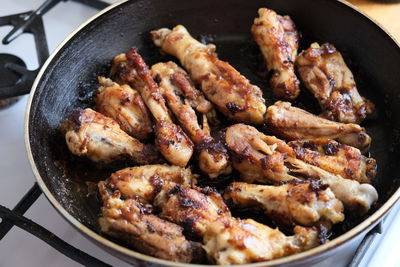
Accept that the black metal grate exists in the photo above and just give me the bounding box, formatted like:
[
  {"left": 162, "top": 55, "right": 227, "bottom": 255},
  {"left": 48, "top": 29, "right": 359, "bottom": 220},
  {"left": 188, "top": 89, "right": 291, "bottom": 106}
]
[
  {"left": 0, "top": 184, "right": 111, "bottom": 267},
  {"left": 0, "top": 0, "right": 382, "bottom": 266}
]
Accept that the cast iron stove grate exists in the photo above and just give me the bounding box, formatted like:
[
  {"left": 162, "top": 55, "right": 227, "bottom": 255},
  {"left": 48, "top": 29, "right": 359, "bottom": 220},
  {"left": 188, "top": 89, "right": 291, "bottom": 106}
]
[{"left": 0, "top": 0, "right": 382, "bottom": 266}]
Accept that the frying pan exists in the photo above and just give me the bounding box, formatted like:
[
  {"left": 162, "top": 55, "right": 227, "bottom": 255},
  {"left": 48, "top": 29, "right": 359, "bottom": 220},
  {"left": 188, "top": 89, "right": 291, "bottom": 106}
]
[{"left": 23, "top": 0, "right": 400, "bottom": 266}]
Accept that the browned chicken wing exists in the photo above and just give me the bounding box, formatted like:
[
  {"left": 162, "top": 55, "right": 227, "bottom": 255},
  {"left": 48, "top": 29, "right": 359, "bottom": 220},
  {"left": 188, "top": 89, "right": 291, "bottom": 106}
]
[
  {"left": 225, "top": 123, "right": 296, "bottom": 183},
  {"left": 153, "top": 61, "right": 219, "bottom": 124},
  {"left": 203, "top": 218, "right": 318, "bottom": 265},
  {"left": 287, "top": 157, "right": 378, "bottom": 214},
  {"left": 157, "top": 184, "right": 319, "bottom": 265},
  {"left": 151, "top": 25, "right": 266, "bottom": 124},
  {"left": 95, "top": 77, "right": 152, "bottom": 140},
  {"left": 225, "top": 181, "right": 344, "bottom": 227},
  {"left": 60, "top": 108, "right": 159, "bottom": 164},
  {"left": 101, "top": 164, "right": 318, "bottom": 264},
  {"left": 252, "top": 8, "right": 300, "bottom": 99},
  {"left": 110, "top": 48, "right": 194, "bottom": 167},
  {"left": 289, "top": 139, "right": 377, "bottom": 184},
  {"left": 103, "top": 164, "right": 197, "bottom": 203},
  {"left": 151, "top": 62, "right": 231, "bottom": 178},
  {"left": 265, "top": 101, "right": 371, "bottom": 151},
  {"left": 225, "top": 123, "right": 378, "bottom": 213},
  {"left": 98, "top": 167, "right": 203, "bottom": 263},
  {"left": 296, "top": 43, "right": 374, "bottom": 123}
]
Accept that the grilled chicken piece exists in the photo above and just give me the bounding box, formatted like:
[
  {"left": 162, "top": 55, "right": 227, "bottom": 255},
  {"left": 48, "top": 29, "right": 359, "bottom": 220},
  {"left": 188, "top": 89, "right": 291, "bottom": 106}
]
[
  {"left": 103, "top": 164, "right": 197, "bottom": 203},
  {"left": 204, "top": 219, "right": 318, "bottom": 265},
  {"left": 225, "top": 181, "right": 344, "bottom": 227},
  {"left": 287, "top": 157, "right": 378, "bottom": 214},
  {"left": 252, "top": 8, "right": 300, "bottom": 99},
  {"left": 151, "top": 25, "right": 266, "bottom": 125},
  {"left": 265, "top": 101, "right": 371, "bottom": 151},
  {"left": 296, "top": 43, "right": 374, "bottom": 123},
  {"left": 289, "top": 139, "right": 377, "bottom": 184},
  {"left": 152, "top": 61, "right": 219, "bottom": 125},
  {"left": 95, "top": 77, "right": 153, "bottom": 140},
  {"left": 98, "top": 175, "right": 203, "bottom": 263},
  {"left": 157, "top": 184, "right": 319, "bottom": 265},
  {"left": 225, "top": 123, "right": 297, "bottom": 183},
  {"left": 110, "top": 48, "right": 193, "bottom": 167},
  {"left": 156, "top": 185, "right": 232, "bottom": 239},
  {"left": 60, "top": 108, "right": 159, "bottom": 164},
  {"left": 225, "top": 123, "right": 378, "bottom": 213},
  {"left": 154, "top": 121, "right": 194, "bottom": 167},
  {"left": 151, "top": 62, "right": 231, "bottom": 178}
]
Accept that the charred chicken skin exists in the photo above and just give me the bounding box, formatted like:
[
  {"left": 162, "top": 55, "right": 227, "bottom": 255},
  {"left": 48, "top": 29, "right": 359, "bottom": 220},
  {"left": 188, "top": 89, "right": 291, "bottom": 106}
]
[
  {"left": 95, "top": 76, "right": 153, "bottom": 141},
  {"left": 296, "top": 43, "right": 374, "bottom": 123},
  {"left": 225, "top": 123, "right": 378, "bottom": 213},
  {"left": 289, "top": 139, "right": 377, "bottom": 184},
  {"left": 110, "top": 48, "right": 194, "bottom": 167},
  {"left": 151, "top": 25, "right": 266, "bottom": 125},
  {"left": 265, "top": 101, "right": 371, "bottom": 151},
  {"left": 157, "top": 184, "right": 319, "bottom": 265},
  {"left": 252, "top": 8, "right": 300, "bottom": 99},
  {"left": 60, "top": 108, "right": 160, "bottom": 164},
  {"left": 151, "top": 62, "right": 231, "bottom": 178},
  {"left": 225, "top": 181, "right": 344, "bottom": 228},
  {"left": 98, "top": 165, "right": 203, "bottom": 263}
]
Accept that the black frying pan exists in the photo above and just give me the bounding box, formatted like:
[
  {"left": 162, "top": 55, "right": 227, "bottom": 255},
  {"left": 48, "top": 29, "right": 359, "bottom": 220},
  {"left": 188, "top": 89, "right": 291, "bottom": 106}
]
[{"left": 24, "top": 0, "right": 400, "bottom": 266}]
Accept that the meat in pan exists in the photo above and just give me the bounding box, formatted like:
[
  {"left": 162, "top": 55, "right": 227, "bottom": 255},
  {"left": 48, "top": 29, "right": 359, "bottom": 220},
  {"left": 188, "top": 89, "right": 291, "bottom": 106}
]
[
  {"left": 157, "top": 185, "right": 319, "bottom": 265},
  {"left": 151, "top": 25, "right": 266, "bottom": 125},
  {"left": 95, "top": 76, "right": 153, "bottom": 141},
  {"left": 151, "top": 62, "right": 231, "bottom": 178},
  {"left": 100, "top": 165, "right": 319, "bottom": 264},
  {"left": 265, "top": 101, "right": 371, "bottom": 151},
  {"left": 98, "top": 165, "right": 203, "bottom": 263},
  {"left": 225, "top": 123, "right": 297, "bottom": 183},
  {"left": 110, "top": 48, "right": 194, "bottom": 167},
  {"left": 287, "top": 157, "right": 378, "bottom": 214},
  {"left": 152, "top": 61, "right": 219, "bottom": 125},
  {"left": 252, "top": 8, "right": 300, "bottom": 99},
  {"left": 296, "top": 43, "right": 374, "bottom": 124},
  {"left": 57, "top": 7, "right": 384, "bottom": 263},
  {"left": 103, "top": 164, "right": 197, "bottom": 203},
  {"left": 59, "top": 108, "right": 160, "bottom": 164},
  {"left": 289, "top": 138, "right": 377, "bottom": 184},
  {"left": 224, "top": 181, "right": 345, "bottom": 228},
  {"left": 224, "top": 123, "right": 378, "bottom": 213}
]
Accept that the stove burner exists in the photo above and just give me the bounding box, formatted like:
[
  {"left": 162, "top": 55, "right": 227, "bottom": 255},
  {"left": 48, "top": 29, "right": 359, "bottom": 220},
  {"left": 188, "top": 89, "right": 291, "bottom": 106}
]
[
  {"left": 0, "top": 0, "right": 109, "bottom": 107},
  {"left": 0, "top": 53, "right": 28, "bottom": 108},
  {"left": 0, "top": 54, "right": 26, "bottom": 88},
  {"left": 0, "top": 11, "right": 48, "bottom": 106}
]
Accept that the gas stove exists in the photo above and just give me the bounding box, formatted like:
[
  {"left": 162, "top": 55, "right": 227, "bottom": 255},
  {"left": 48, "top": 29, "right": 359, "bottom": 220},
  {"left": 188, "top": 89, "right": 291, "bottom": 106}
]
[{"left": 0, "top": 0, "right": 399, "bottom": 266}]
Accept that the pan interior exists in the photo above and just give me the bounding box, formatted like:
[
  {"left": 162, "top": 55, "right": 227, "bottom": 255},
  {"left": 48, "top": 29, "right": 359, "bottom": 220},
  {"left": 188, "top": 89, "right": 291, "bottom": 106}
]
[{"left": 28, "top": 0, "right": 400, "bottom": 263}]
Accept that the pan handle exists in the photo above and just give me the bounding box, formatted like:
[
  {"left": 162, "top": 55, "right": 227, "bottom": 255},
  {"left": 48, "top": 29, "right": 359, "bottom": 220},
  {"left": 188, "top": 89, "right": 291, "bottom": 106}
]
[
  {"left": 347, "top": 222, "right": 382, "bottom": 267},
  {"left": 0, "top": 203, "right": 111, "bottom": 267}
]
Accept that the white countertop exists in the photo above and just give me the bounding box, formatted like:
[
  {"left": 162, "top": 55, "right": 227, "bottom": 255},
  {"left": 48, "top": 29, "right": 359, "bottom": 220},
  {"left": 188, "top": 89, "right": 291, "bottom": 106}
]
[{"left": 0, "top": 0, "right": 399, "bottom": 266}]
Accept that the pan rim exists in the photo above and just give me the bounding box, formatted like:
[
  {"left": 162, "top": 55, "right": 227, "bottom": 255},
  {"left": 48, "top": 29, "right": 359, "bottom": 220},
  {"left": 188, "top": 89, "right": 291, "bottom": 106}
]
[{"left": 24, "top": 0, "right": 400, "bottom": 266}]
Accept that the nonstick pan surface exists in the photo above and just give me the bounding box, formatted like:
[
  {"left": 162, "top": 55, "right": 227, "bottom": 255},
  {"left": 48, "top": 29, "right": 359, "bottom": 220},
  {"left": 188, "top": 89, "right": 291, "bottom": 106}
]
[{"left": 25, "top": 0, "right": 400, "bottom": 266}]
